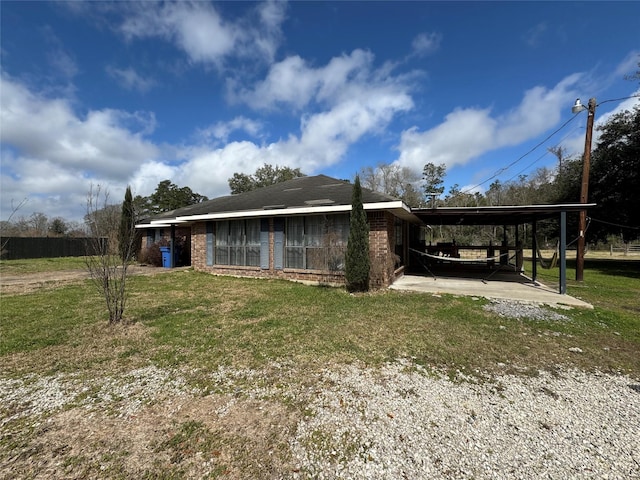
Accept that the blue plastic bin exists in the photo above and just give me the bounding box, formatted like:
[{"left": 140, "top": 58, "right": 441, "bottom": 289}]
[{"left": 160, "top": 246, "right": 171, "bottom": 268}]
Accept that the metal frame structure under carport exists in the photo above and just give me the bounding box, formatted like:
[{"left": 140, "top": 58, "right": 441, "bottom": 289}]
[{"left": 410, "top": 203, "right": 596, "bottom": 295}]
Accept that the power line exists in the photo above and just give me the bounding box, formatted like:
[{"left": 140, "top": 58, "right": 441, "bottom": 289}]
[
  {"left": 597, "top": 94, "right": 640, "bottom": 107},
  {"left": 589, "top": 217, "right": 640, "bottom": 230},
  {"left": 459, "top": 113, "right": 581, "bottom": 194},
  {"left": 458, "top": 94, "right": 640, "bottom": 196},
  {"left": 503, "top": 125, "right": 582, "bottom": 183}
]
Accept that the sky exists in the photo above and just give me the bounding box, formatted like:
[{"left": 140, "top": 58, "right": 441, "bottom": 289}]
[{"left": 1, "top": 1, "right": 639, "bottom": 222}]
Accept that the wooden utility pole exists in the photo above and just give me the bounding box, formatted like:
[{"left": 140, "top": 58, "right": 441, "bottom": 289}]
[{"left": 576, "top": 98, "right": 596, "bottom": 282}]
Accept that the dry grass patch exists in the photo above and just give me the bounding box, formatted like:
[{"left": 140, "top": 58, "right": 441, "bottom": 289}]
[{"left": 3, "top": 395, "right": 299, "bottom": 479}]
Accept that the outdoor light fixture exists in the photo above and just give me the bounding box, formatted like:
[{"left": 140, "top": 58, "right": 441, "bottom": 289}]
[
  {"left": 572, "top": 97, "right": 596, "bottom": 282},
  {"left": 571, "top": 98, "right": 587, "bottom": 114}
]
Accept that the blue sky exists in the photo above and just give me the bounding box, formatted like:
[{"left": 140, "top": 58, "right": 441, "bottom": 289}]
[{"left": 1, "top": 1, "right": 639, "bottom": 222}]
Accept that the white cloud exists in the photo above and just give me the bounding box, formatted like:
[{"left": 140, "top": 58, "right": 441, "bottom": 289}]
[
  {"left": 1, "top": 42, "right": 415, "bottom": 221},
  {"left": 41, "top": 26, "right": 79, "bottom": 80},
  {"left": 395, "top": 73, "right": 583, "bottom": 173},
  {"left": 198, "top": 117, "right": 264, "bottom": 143},
  {"left": 614, "top": 50, "right": 639, "bottom": 78},
  {"left": 119, "top": 1, "right": 286, "bottom": 67},
  {"left": 523, "top": 22, "right": 548, "bottom": 48},
  {"left": 106, "top": 66, "right": 156, "bottom": 93},
  {"left": 1, "top": 75, "right": 159, "bottom": 221},
  {"left": 411, "top": 32, "right": 442, "bottom": 57},
  {"left": 132, "top": 88, "right": 414, "bottom": 203},
  {"left": 129, "top": 80, "right": 413, "bottom": 203},
  {"left": 237, "top": 49, "right": 407, "bottom": 113}
]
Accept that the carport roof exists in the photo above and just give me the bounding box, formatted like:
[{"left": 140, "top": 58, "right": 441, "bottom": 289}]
[{"left": 412, "top": 203, "right": 596, "bottom": 226}]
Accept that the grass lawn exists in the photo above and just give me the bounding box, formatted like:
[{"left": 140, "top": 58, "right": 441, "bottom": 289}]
[
  {"left": 1, "top": 256, "right": 638, "bottom": 478},
  {"left": 0, "top": 256, "right": 88, "bottom": 275},
  {"left": 1, "top": 256, "right": 639, "bottom": 377}
]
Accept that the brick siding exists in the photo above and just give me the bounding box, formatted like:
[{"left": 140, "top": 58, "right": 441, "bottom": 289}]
[{"left": 191, "top": 213, "right": 401, "bottom": 288}]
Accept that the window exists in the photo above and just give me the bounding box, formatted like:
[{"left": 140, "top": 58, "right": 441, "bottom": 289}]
[
  {"left": 210, "top": 219, "right": 260, "bottom": 267},
  {"left": 395, "top": 217, "right": 404, "bottom": 262},
  {"left": 284, "top": 214, "right": 349, "bottom": 270}
]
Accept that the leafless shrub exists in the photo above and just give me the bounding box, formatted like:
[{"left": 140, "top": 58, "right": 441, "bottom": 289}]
[{"left": 84, "top": 185, "right": 136, "bottom": 324}]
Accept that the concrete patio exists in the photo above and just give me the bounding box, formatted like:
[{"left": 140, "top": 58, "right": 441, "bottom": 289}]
[{"left": 390, "top": 271, "right": 593, "bottom": 309}]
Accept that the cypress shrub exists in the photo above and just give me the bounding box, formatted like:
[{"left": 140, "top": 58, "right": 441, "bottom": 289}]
[
  {"left": 119, "top": 186, "right": 135, "bottom": 261},
  {"left": 345, "top": 175, "right": 370, "bottom": 292}
]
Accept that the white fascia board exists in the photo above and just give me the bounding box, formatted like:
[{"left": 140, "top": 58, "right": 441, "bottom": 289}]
[
  {"left": 150, "top": 219, "right": 188, "bottom": 225},
  {"left": 177, "top": 205, "right": 351, "bottom": 222},
  {"left": 363, "top": 201, "right": 410, "bottom": 212},
  {"left": 428, "top": 203, "right": 596, "bottom": 211},
  {"left": 135, "top": 223, "right": 171, "bottom": 229},
  {"left": 176, "top": 201, "right": 408, "bottom": 222}
]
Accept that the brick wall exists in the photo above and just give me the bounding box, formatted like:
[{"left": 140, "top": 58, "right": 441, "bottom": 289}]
[
  {"left": 191, "top": 213, "right": 400, "bottom": 288},
  {"left": 191, "top": 220, "right": 347, "bottom": 286},
  {"left": 367, "top": 211, "right": 397, "bottom": 288}
]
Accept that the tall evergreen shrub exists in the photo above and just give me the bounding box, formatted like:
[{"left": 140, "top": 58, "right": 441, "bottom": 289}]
[
  {"left": 345, "top": 175, "right": 370, "bottom": 292},
  {"left": 119, "top": 186, "right": 135, "bottom": 261}
]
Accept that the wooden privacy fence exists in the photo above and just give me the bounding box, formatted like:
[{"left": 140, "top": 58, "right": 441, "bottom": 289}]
[{"left": 0, "top": 237, "right": 109, "bottom": 260}]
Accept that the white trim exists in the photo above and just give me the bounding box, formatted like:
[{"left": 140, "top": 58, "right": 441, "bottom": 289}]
[
  {"left": 135, "top": 223, "right": 171, "bottom": 229},
  {"left": 174, "top": 201, "right": 407, "bottom": 222},
  {"left": 363, "top": 201, "right": 410, "bottom": 213},
  {"left": 414, "top": 203, "right": 597, "bottom": 212}
]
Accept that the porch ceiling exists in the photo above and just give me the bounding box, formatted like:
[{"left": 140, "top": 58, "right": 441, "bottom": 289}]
[{"left": 411, "top": 203, "right": 596, "bottom": 226}]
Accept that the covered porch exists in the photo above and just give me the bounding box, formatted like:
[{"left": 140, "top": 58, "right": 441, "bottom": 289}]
[{"left": 407, "top": 203, "right": 596, "bottom": 296}]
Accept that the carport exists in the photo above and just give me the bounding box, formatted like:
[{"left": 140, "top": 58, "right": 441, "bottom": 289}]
[{"left": 409, "top": 203, "right": 596, "bottom": 295}]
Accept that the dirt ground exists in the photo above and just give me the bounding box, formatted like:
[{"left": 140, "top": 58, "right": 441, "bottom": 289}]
[
  {"left": 0, "top": 265, "right": 187, "bottom": 295},
  {"left": 4, "top": 393, "right": 299, "bottom": 479}
]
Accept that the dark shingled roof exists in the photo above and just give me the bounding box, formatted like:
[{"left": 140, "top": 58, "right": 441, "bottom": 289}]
[
  {"left": 137, "top": 174, "right": 593, "bottom": 228},
  {"left": 138, "top": 175, "right": 404, "bottom": 225}
]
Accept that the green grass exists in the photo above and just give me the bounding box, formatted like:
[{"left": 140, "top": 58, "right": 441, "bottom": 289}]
[
  {"left": 0, "top": 256, "right": 88, "bottom": 275},
  {"left": 2, "top": 258, "right": 639, "bottom": 378}
]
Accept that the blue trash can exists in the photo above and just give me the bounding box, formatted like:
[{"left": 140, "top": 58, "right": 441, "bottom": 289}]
[{"left": 160, "top": 246, "right": 171, "bottom": 268}]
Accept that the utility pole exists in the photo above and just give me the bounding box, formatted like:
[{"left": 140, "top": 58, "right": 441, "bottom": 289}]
[{"left": 576, "top": 97, "right": 596, "bottom": 282}]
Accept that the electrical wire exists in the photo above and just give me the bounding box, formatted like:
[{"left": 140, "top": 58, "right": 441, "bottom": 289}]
[
  {"left": 459, "top": 113, "right": 581, "bottom": 195},
  {"left": 458, "top": 94, "right": 640, "bottom": 196},
  {"left": 589, "top": 217, "right": 640, "bottom": 230},
  {"left": 597, "top": 94, "right": 640, "bottom": 107},
  {"left": 502, "top": 125, "right": 582, "bottom": 183}
]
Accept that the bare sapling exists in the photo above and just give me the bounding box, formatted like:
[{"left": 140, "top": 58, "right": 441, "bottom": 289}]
[{"left": 84, "top": 184, "right": 137, "bottom": 324}]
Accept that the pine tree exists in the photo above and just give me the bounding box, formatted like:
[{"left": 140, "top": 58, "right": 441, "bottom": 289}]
[
  {"left": 345, "top": 175, "right": 370, "bottom": 292},
  {"left": 119, "top": 186, "right": 135, "bottom": 261}
]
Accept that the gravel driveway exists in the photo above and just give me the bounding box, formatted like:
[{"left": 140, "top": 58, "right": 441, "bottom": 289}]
[{"left": 2, "top": 361, "right": 639, "bottom": 479}]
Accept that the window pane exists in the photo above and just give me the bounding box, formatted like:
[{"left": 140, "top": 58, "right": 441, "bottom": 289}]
[
  {"left": 246, "top": 219, "right": 260, "bottom": 246},
  {"left": 229, "top": 221, "right": 243, "bottom": 246},
  {"left": 334, "top": 214, "right": 350, "bottom": 245},
  {"left": 306, "top": 247, "right": 326, "bottom": 270},
  {"left": 327, "top": 246, "right": 346, "bottom": 271},
  {"left": 285, "top": 247, "right": 303, "bottom": 268},
  {"left": 216, "top": 222, "right": 229, "bottom": 246},
  {"left": 246, "top": 246, "right": 260, "bottom": 266},
  {"left": 305, "top": 216, "right": 324, "bottom": 247},
  {"left": 215, "top": 247, "right": 229, "bottom": 265},
  {"left": 230, "top": 246, "right": 243, "bottom": 265},
  {"left": 286, "top": 217, "right": 304, "bottom": 246}
]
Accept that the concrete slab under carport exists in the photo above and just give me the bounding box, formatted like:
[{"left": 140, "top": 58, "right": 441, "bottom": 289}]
[{"left": 390, "top": 272, "right": 593, "bottom": 309}]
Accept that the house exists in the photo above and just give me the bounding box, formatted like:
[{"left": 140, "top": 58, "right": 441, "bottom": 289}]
[{"left": 136, "top": 175, "right": 423, "bottom": 288}]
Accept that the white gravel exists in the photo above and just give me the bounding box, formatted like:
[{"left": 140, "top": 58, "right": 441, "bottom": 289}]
[
  {"left": 0, "top": 365, "right": 196, "bottom": 426},
  {"left": 290, "top": 361, "right": 640, "bottom": 479},
  {"left": 2, "top": 361, "right": 639, "bottom": 479},
  {"left": 483, "top": 299, "right": 570, "bottom": 321}
]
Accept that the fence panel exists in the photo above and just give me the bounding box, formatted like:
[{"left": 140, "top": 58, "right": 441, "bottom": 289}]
[{"left": 0, "top": 237, "right": 108, "bottom": 260}]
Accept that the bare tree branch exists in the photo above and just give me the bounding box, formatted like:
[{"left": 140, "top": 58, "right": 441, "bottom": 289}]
[{"left": 84, "top": 185, "right": 136, "bottom": 324}]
